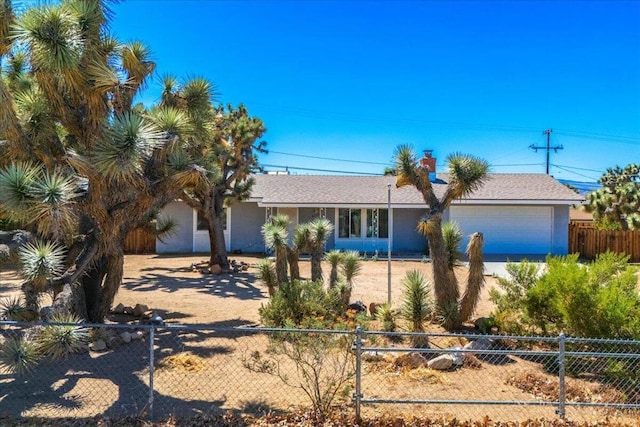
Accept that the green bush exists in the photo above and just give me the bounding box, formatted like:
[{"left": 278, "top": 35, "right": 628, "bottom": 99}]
[
  {"left": 491, "top": 252, "right": 640, "bottom": 339},
  {"left": 259, "top": 280, "right": 344, "bottom": 328}
]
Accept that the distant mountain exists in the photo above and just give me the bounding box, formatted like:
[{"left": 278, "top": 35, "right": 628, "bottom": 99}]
[{"left": 557, "top": 179, "right": 601, "bottom": 196}]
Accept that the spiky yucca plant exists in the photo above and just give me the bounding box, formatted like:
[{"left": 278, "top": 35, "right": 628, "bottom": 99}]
[
  {"left": 401, "top": 270, "right": 432, "bottom": 348},
  {"left": 0, "top": 337, "right": 40, "bottom": 375},
  {"left": 325, "top": 250, "right": 343, "bottom": 288},
  {"left": 36, "top": 313, "right": 88, "bottom": 359},
  {"left": 375, "top": 303, "right": 397, "bottom": 332},
  {"left": 0, "top": 296, "right": 27, "bottom": 321},
  {"left": 257, "top": 258, "right": 278, "bottom": 297}
]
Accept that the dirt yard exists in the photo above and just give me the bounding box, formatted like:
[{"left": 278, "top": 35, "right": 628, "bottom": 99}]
[{"left": 0, "top": 254, "right": 499, "bottom": 325}]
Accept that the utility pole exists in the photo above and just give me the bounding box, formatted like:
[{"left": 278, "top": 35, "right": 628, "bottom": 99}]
[{"left": 529, "top": 129, "right": 563, "bottom": 175}]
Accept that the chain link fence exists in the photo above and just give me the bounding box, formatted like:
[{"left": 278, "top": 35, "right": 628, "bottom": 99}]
[{"left": 1, "top": 320, "right": 639, "bottom": 423}]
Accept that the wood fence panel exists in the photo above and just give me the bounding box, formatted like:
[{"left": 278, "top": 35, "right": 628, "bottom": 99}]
[
  {"left": 569, "top": 221, "right": 640, "bottom": 262},
  {"left": 123, "top": 229, "right": 156, "bottom": 254}
]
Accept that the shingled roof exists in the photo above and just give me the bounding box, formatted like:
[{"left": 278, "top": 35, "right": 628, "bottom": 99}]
[{"left": 249, "top": 173, "right": 584, "bottom": 207}]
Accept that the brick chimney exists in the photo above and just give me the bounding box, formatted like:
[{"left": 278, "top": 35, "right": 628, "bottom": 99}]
[{"left": 419, "top": 150, "right": 437, "bottom": 181}]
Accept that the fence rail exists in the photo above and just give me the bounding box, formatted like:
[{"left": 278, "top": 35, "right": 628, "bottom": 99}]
[
  {"left": 569, "top": 221, "right": 640, "bottom": 262},
  {"left": 1, "top": 320, "right": 639, "bottom": 423}
]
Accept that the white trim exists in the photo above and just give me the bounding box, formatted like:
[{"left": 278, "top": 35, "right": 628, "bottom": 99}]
[{"left": 255, "top": 200, "right": 580, "bottom": 209}]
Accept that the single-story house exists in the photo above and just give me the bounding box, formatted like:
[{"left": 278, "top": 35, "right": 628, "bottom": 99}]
[{"left": 157, "top": 172, "right": 584, "bottom": 256}]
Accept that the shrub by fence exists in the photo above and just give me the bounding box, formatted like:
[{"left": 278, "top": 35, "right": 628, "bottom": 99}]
[{"left": 1, "top": 320, "right": 639, "bottom": 423}]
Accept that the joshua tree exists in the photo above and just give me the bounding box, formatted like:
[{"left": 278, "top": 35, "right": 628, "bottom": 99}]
[
  {"left": 395, "top": 146, "right": 489, "bottom": 329},
  {"left": 0, "top": 0, "right": 208, "bottom": 321},
  {"left": 585, "top": 163, "right": 640, "bottom": 230},
  {"left": 307, "top": 218, "right": 334, "bottom": 282},
  {"left": 261, "top": 214, "right": 290, "bottom": 285},
  {"left": 325, "top": 250, "right": 343, "bottom": 288}
]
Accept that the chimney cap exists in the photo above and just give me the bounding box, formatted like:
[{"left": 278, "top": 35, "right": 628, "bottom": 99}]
[{"left": 423, "top": 149, "right": 433, "bottom": 157}]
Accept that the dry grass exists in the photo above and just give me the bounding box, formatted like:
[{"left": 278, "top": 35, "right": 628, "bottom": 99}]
[{"left": 157, "top": 352, "right": 206, "bottom": 372}]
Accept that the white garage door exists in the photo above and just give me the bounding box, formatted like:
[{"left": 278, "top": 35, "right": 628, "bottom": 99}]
[{"left": 449, "top": 206, "right": 553, "bottom": 254}]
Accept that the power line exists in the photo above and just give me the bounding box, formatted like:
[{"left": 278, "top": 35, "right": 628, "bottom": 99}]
[
  {"left": 551, "top": 164, "right": 600, "bottom": 181},
  {"left": 267, "top": 150, "right": 390, "bottom": 166},
  {"left": 261, "top": 164, "right": 384, "bottom": 176}
]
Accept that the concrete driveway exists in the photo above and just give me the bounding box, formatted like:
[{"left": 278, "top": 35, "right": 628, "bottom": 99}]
[{"left": 463, "top": 254, "right": 548, "bottom": 278}]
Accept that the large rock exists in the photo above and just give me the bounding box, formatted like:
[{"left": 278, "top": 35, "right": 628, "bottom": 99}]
[
  {"left": 427, "top": 354, "right": 455, "bottom": 370},
  {"left": 112, "top": 303, "right": 126, "bottom": 314},
  {"left": 394, "top": 352, "right": 428, "bottom": 369},
  {"left": 120, "top": 331, "right": 132, "bottom": 343},
  {"left": 463, "top": 338, "right": 494, "bottom": 351},
  {"left": 90, "top": 339, "right": 107, "bottom": 352},
  {"left": 133, "top": 304, "right": 149, "bottom": 317}
]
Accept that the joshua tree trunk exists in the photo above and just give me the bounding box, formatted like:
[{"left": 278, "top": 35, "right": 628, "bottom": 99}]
[
  {"left": 424, "top": 215, "right": 460, "bottom": 312},
  {"left": 287, "top": 247, "right": 300, "bottom": 281},
  {"left": 459, "top": 232, "right": 485, "bottom": 322},
  {"left": 275, "top": 245, "right": 289, "bottom": 284},
  {"left": 310, "top": 245, "right": 323, "bottom": 282}
]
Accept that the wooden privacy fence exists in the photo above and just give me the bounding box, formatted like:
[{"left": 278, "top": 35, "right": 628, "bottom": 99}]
[
  {"left": 569, "top": 221, "right": 640, "bottom": 262},
  {"left": 123, "top": 228, "right": 156, "bottom": 254}
]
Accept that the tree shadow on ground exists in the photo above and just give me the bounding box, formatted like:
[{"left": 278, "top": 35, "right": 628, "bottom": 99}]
[
  {"left": 0, "top": 320, "right": 279, "bottom": 420},
  {"left": 122, "top": 271, "right": 266, "bottom": 301}
]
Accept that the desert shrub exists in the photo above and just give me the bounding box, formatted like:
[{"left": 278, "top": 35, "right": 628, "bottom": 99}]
[
  {"left": 244, "top": 328, "right": 354, "bottom": 419},
  {"left": 489, "top": 260, "right": 540, "bottom": 314},
  {"left": 259, "top": 280, "right": 344, "bottom": 328},
  {"left": 491, "top": 252, "right": 640, "bottom": 339}
]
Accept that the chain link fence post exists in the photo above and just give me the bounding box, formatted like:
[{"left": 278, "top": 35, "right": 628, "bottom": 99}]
[
  {"left": 147, "top": 316, "right": 163, "bottom": 420},
  {"left": 557, "top": 332, "right": 566, "bottom": 419},
  {"left": 353, "top": 326, "right": 363, "bottom": 422}
]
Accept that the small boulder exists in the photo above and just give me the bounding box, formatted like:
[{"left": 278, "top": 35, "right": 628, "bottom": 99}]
[
  {"left": 90, "top": 339, "right": 107, "bottom": 352},
  {"left": 131, "top": 330, "right": 144, "bottom": 340},
  {"left": 120, "top": 331, "right": 132, "bottom": 343},
  {"left": 112, "top": 303, "right": 125, "bottom": 314},
  {"left": 107, "top": 335, "right": 123, "bottom": 348},
  {"left": 427, "top": 354, "right": 455, "bottom": 370},
  {"left": 463, "top": 338, "right": 494, "bottom": 352},
  {"left": 133, "top": 304, "right": 149, "bottom": 317},
  {"left": 209, "top": 264, "right": 222, "bottom": 275},
  {"left": 123, "top": 306, "right": 134, "bottom": 315},
  {"left": 394, "top": 352, "right": 428, "bottom": 369}
]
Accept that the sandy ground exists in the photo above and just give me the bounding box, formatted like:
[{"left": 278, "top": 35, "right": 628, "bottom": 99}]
[{"left": 113, "top": 254, "right": 498, "bottom": 326}]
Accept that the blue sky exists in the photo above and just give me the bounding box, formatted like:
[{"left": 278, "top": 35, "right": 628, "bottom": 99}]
[{"left": 109, "top": 1, "right": 640, "bottom": 182}]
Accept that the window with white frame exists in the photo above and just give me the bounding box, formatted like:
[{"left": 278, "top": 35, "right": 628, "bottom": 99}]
[
  {"left": 366, "top": 208, "right": 388, "bottom": 238},
  {"left": 338, "top": 208, "right": 388, "bottom": 239}
]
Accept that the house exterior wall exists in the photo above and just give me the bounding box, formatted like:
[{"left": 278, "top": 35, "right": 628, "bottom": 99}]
[
  {"left": 552, "top": 205, "right": 570, "bottom": 254},
  {"left": 229, "top": 202, "right": 266, "bottom": 253},
  {"left": 392, "top": 208, "right": 428, "bottom": 253},
  {"left": 156, "top": 201, "right": 193, "bottom": 253}
]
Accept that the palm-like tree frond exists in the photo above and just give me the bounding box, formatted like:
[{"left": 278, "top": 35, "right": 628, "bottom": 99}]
[
  {"left": 0, "top": 161, "right": 41, "bottom": 220},
  {"left": 30, "top": 170, "right": 79, "bottom": 238},
  {"left": 261, "top": 223, "right": 288, "bottom": 250},
  {"left": 393, "top": 144, "right": 418, "bottom": 188},
  {"left": 445, "top": 152, "right": 490, "bottom": 200},
  {"left": 0, "top": 337, "right": 40, "bottom": 375},
  {"left": 0, "top": 0, "right": 15, "bottom": 56},
  {"left": 340, "top": 250, "right": 361, "bottom": 286},
  {"left": 13, "top": 5, "right": 83, "bottom": 73},
  {"left": 269, "top": 214, "right": 290, "bottom": 229},
  {"left": 182, "top": 77, "right": 216, "bottom": 114},
  {"left": 309, "top": 218, "right": 333, "bottom": 245},
  {"left": 119, "top": 41, "right": 155, "bottom": 86},
  {"left": 441, "top": 220, "right": 462, "bottom": 269},
  {"left": 94, "top": 112, "right": 164, "bottom": 183},
  {"left": 19, "top": 239, "right": 66, "bottom": 282},
  {"left": 147, "top": 106, "right": 193, "bottom": 140},
  {"left": 37, "top": 312, "right": 88, "bottom": 360}
]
